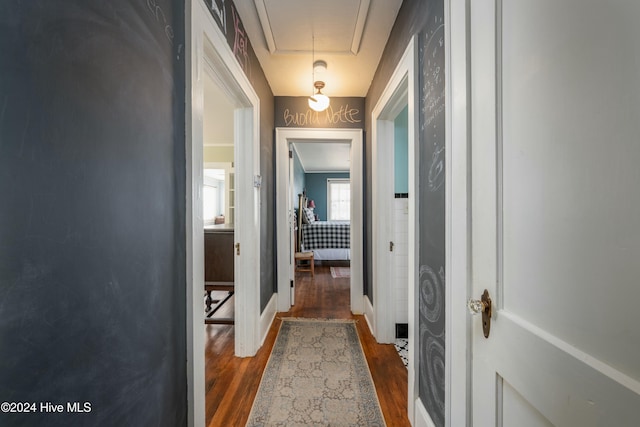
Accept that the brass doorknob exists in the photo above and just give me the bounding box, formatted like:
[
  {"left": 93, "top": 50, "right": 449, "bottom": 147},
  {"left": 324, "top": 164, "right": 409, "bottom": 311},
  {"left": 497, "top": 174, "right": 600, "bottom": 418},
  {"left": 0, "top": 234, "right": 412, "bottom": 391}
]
[{"left": 468, "top": 289, "right": 492, "bottom": 338}]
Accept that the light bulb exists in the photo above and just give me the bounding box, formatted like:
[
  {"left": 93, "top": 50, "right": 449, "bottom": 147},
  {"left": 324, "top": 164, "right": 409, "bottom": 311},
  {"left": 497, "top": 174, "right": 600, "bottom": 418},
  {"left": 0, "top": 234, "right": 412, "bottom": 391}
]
[{"left": 308, "top": 93, "right": 330, "bottom": 112}]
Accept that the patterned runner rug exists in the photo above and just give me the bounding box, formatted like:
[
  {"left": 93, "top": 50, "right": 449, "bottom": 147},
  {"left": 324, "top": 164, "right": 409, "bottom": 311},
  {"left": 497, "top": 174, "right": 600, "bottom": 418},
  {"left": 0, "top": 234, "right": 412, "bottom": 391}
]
[{"left": 246, "top": 318, "right": 386, "bottom": 427}]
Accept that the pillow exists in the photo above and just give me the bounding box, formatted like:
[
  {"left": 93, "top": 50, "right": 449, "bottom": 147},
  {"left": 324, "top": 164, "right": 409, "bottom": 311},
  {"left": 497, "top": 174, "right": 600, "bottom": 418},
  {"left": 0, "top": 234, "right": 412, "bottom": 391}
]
[{"left": 303, "top": 207, "right": 316, "bottom": 224}]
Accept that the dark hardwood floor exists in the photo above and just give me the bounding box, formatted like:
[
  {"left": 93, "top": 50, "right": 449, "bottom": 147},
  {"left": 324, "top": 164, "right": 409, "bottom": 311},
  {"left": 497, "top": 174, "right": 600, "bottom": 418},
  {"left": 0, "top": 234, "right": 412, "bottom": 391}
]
[{"left": 204, "top": 265, "right": 410, "bottom": 426}]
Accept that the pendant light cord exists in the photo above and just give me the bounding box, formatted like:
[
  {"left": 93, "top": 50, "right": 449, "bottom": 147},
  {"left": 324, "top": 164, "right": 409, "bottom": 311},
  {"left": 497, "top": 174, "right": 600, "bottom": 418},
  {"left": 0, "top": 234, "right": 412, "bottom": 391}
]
[{"left": 311, "top": 29, "right": 315, "bottom": 97}]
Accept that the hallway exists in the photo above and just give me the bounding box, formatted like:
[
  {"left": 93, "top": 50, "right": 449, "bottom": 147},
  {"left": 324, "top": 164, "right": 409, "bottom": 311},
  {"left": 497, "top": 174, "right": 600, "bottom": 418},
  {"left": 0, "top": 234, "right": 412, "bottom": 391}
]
[{"left": 205, "top": 265, "right": 410, "bottom": 426}]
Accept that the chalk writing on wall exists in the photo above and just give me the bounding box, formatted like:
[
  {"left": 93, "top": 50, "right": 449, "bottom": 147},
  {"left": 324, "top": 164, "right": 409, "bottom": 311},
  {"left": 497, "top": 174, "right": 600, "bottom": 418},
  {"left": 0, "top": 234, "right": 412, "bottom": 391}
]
[
  {"left": 283, "top": 105, "right": 361, "bottom": 127},
  {"left": 275, "top": 97, "right": 365, "bottom": 129},
  {"left": 146, "top": 0, "right": 176, "bottom": 46},
  {"left": 208, "top": 0, "right": 226, "bottom": 35},
  {"left": 231, "top": 4, "right": 251, "bottom": 78},
  {"left": 204, "top": 0, "right": 251, "bottom": 78}
]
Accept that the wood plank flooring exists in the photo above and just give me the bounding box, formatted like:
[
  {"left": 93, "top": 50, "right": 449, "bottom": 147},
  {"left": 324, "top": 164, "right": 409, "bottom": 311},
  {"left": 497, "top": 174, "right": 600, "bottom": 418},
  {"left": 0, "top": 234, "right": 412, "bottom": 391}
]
[{"left": 205, "top": 265, "right": 410, "bottom": 426}]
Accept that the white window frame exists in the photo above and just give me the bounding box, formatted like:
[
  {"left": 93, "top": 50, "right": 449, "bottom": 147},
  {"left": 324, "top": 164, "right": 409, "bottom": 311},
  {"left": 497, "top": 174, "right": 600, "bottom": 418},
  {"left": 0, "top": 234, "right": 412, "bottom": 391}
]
[{"left": 327, "top": 178, "right": 351, "bottom": 221}]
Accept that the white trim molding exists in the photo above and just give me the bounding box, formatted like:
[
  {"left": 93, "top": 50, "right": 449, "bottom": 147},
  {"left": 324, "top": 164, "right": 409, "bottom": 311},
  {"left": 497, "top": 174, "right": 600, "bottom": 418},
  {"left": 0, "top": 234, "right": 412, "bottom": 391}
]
[
  {"left": 260, "top": 294, "right": 277, "bottom": 346},
  {"left": 364, "top": 294, "right": 375, "bottom": 333},
  {"left": 415, "top": 398, "right": 438, "bottom": 427},
  {"left": 446, "top": 0, "right": 471, "bottom": 425}
]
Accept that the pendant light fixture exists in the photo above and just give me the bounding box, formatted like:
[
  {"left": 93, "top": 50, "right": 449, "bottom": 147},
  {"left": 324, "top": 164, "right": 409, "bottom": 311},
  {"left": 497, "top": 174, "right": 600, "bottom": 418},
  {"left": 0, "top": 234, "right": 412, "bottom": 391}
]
[
  {"left": 308, "top": 34, "right": 330, "bottom": 112},
  {"left": 309, "top": 78, "right": 330, "bottom": 112}
]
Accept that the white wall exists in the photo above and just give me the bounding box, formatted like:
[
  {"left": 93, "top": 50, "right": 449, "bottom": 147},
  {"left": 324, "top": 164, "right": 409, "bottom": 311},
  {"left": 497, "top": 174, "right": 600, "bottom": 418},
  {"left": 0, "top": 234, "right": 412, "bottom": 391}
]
[{"left": 394, "top": 197, "right": 409, "bottom": 325}]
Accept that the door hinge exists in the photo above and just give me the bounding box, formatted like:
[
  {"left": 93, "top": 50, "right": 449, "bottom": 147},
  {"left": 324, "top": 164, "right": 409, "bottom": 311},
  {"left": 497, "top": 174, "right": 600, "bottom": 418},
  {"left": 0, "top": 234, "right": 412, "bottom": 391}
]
[
  {"left": 235, "top": 243, "right": 240, "bottom": 255},
  {"left": 289, "top": 150, "right": 293, "bottom": 159},
  {"left": 290, "top": 280, "right": 294, "bottom": 288},
  {"left": 389, "top": 241, "right": 395, "bottom": 252}
]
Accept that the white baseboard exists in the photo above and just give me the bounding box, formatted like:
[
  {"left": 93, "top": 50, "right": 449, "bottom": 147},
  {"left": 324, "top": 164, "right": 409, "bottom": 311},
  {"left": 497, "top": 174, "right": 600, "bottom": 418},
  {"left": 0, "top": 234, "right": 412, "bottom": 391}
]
[
  {"left": 259, "top": 294, "right": 277, "bottom": 346},
  {"left": 363, "top": 295, "right": 375, "bottom": 336},
  {"left": 414, "top": 398, "right": 437, "bottom": 427}
]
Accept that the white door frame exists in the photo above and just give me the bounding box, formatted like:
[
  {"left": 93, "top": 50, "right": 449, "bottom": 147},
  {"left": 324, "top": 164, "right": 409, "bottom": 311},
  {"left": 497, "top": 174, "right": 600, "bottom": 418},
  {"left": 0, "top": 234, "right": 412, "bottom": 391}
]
[
  {"left": 446, "top": 0, "right": 472, "bottom": 425},
  {"left": 186, "top": 1, "right": 261, "bottom": 426},
  {"left": 371, "top": 35, "right": 421, "bottom": 423},
  {"left": 276, "top": 128, "right": 364, "bottom": 314}
]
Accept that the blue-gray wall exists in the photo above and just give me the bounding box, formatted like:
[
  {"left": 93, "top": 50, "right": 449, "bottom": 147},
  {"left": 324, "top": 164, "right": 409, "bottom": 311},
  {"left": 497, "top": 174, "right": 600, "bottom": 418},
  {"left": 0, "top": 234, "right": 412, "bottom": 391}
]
[
  {"left": 305, "top": 173, "right": 350, "bottom": 221},
  {"left": 0, "top": 1, "right": 187, "bottom": 425},
  {"left": 394, "top": 105, "right": 409, "bottom": 194},
  {"left": 293, "top": 149, "right": 306, "bottom": 209}
]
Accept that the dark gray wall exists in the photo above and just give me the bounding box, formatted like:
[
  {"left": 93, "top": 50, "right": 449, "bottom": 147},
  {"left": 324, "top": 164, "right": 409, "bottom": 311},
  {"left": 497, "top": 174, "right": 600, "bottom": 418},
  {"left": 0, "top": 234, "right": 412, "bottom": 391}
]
[
  {"left": 203, "top": 0, "right": 275, "bottom": 312},
  {"left": 0, "top": 1, "right": 187, "bottom": 426},
  {"left": 365, "top": 0, "right": 445, "bottom": 425},
  {"left": 257, "top": 75, "right": 275, "bottom": 313}
]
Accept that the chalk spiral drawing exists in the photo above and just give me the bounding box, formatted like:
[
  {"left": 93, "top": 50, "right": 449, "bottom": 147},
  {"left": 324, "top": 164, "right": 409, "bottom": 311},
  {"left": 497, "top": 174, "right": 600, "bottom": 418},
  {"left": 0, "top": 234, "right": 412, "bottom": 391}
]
[
  {"left": 420, "top": 333, "right": 445, "bottom": 425},
  {"left": 419, "top": 264, "right": 444, "bottom": 324}
]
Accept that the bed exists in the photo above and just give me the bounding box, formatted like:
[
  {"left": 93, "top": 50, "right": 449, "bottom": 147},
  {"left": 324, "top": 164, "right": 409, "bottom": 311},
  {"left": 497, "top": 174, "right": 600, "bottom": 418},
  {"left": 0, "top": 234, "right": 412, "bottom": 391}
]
[{"left": 297, "top": 194, "right": 351, "bottom": 261}]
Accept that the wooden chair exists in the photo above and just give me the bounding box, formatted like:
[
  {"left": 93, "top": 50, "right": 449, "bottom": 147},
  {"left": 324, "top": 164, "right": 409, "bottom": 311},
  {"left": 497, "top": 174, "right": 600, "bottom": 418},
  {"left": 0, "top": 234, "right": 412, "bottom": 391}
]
[
  {"left": 295, "top": 251, "right": 314, "bottom": 277},
  {"left": 294, "top": 193, "right": 314, "bottom": 276}
]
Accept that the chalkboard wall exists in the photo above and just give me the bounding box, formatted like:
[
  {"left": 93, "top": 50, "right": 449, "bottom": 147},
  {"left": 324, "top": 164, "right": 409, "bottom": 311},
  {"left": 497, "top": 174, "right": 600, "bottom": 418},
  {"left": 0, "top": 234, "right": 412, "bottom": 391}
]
[
  {"left": 275, "top": 97, "right": 365, "bottom": 129},
  {"left": 0, "top": 1, "right": 187, "bottom": 425},
  {"left": 365, "top": 0, "right": 445, "bottom": 425},
  {"left": 417, "top": 3, "right": 446, "bottom": 424}
]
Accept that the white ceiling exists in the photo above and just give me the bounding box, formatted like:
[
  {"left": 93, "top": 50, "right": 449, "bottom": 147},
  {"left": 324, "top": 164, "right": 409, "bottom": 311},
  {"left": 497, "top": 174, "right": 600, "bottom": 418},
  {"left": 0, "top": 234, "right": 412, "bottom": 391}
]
[
  {"left": 203, "top": 1, "right": 403, "bottom": 169},
  {"left": 293, "top": 141, "right": 351, "bottom": 173},
  {"left": 234, "top": 0, "right": 403, "bottom": 96}
]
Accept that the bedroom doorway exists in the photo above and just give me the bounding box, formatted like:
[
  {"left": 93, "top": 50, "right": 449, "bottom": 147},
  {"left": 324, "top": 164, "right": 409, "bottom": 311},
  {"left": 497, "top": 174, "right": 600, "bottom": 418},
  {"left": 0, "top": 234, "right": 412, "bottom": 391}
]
[
  {"left": 290, "top": 141, "right": 352, "bottom": 303},
  {"left": 276, "top": 129, "right": 364, "bottom": 315}
]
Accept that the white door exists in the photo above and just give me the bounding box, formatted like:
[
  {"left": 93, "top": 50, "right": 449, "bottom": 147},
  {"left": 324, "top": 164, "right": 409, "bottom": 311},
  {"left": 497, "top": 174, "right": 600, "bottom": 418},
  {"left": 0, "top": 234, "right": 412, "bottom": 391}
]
[{"left": 469, "top": 0, "right": 640, "bottom": 425}]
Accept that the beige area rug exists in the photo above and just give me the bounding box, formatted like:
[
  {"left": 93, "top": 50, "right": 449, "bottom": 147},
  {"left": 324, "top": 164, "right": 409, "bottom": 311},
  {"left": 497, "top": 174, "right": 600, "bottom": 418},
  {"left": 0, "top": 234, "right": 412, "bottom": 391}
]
[
  {"left": 330, "top": 266, "right": 351, "bottom": 279},
  {"left": 246, "top": 318, "right": 386, "bottom": 427}
]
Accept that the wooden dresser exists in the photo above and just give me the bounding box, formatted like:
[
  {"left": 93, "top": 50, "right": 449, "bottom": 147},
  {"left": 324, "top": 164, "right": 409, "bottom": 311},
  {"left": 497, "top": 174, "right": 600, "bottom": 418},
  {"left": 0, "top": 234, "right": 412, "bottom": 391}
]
[{"left": 204, "top": 225, "right": 234, "bottom": 324}]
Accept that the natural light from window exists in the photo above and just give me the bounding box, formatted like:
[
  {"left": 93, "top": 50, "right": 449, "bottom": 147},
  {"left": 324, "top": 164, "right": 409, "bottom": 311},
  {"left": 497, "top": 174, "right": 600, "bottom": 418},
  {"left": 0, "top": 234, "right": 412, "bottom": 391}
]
[
  {"left": 327, "top": 179, "right": 350, "bottom": 221},
  {"left": 203, "top": 169, "right": 225, "bottom": 224}
]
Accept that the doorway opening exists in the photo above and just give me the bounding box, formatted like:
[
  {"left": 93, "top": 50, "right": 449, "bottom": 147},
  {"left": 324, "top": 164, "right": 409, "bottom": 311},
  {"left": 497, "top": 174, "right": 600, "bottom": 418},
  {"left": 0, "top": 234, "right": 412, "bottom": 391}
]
[
  {"left": 203, "top": 68, "right": 235, "bottom": 327},
  {"left": 187, "top": 3, "right": 261, "bottom": 425},
  {"left": 371, "top": 35, "right": 419, "bottom": 422},
  {"left": 290, "top": 141, "right": 353, "bottom": 308},
  {"left": 276, "top": 129, "right": 364, "bottom": 315}
]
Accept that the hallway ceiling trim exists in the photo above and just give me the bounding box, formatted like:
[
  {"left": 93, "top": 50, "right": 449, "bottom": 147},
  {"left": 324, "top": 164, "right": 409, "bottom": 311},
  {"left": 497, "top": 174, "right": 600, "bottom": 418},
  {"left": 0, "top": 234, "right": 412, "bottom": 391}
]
[{"left": 234, "top": 0, "right": 403, "bottom": 97}]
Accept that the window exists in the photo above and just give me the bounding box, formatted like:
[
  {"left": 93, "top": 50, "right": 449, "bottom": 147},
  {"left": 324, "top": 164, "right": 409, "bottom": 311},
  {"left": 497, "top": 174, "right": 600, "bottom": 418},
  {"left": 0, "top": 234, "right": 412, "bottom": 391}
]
[
  {"left": 327, "top": 179, "right": 350, "bottom": 221},
  {"left": 203, "top": 184, "right": 220, "bottom": 223},
  {"left": 203, "top": 169, "right": 225, "bottom": 224}
]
